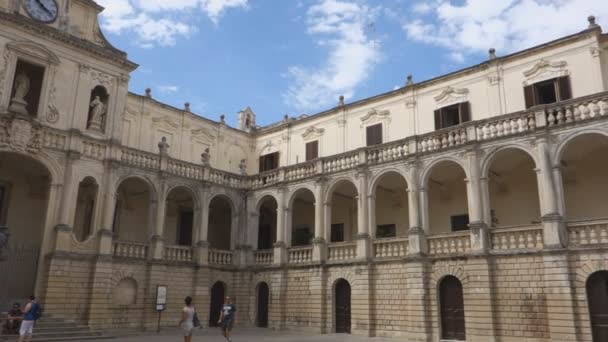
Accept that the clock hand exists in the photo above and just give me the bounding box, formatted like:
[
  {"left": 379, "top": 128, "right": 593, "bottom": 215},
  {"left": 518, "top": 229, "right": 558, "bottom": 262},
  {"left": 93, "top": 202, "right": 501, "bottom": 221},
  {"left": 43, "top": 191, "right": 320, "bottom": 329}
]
[{"left": 35, "top": 0, "right": 54, "bottom": 16}]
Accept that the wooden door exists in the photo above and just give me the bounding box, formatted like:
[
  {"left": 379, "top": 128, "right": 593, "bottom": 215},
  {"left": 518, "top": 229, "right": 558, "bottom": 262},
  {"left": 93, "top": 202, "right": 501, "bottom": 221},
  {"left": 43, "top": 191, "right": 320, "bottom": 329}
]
[
  {"left": 440, "top": 276, "right": 466, "bottom": 341},
  {"left": 209, "top": 282, "right": 225, "bottom": 327},
  {"left": 587, "top": 271, "right": 608, "bottom": 342},
  {"left": 335, "top": 279, "right": 351, "bottom": 334},
  {"left": 257, "top": 282, "right": 269, "bottom": 328}
]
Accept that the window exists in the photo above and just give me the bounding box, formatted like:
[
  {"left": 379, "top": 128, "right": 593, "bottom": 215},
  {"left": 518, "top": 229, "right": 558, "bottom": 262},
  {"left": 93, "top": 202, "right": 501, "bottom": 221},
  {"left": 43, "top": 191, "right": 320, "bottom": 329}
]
[
  {"left": 524, "top": 76, "right": 571, "bottom": 109},
  {"left": 434, "top": 102, "right": 471, "bottom": 130},
  {"left": 366, "top": 123, "right": 383, "bottom": 146},
  {"left": 376, "top": 224, "right": 396, "bottom": 238},
  {"left": 331, "top": 223, "right": 345, "bottom": 243},
  {"left": 10, "top": 60, "right": 45, "bottom": 117},
  {"left": 305, "top": 141, "right": 319, "bottom": 161},
  {"left": 259, "top": 152, "right": 279, "bottom": 172},
  {"left": 450, "top": 214, "right": 470, "bottom": 232}
]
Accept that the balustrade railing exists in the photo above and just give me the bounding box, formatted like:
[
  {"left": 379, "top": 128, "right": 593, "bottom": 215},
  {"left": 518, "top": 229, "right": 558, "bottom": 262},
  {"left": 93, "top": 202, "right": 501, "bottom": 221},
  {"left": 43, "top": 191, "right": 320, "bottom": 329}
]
[
  {"left": 167, "top": 159, "right": 203, "bottom": 180},
  {"left": 323, "top": 152, "right": 359, "bottom": 173},
  {"left": 42, "top": 129, "right": 67, "bottom": 150},
  {"left": 120, "top": 148, "right": 160, "bottom": 170},
  {"left": 82, "top": 140, "right": 107, "bottom": 160},
  {"left": 367, "top": 140, "right": 410, "bottom": 164},
  {"left": 373, "top": 237, "right": 408, "bottom": 258},
  {"left": 285, "top": 162, "right": 317, "bottom": 181},
  {"left": 163, "top": 245, "right": 194, "bottom": 262},
  {"left": 428, "top": 232, "right": 471, "bottom": 255},
  {"left": 209, "top": 249, "right": 233, "bottom": 265},
  {"left": 568, "top": 220, "right": 608, "bottom": 246},
  {"left": 327, "top": 242, "right": 356, "bottom": 261},
  {"left": 251, "top": 170, "right": 280, "bottom": 189},
  {"left": 209, "top": 169, "right": 245, "bottom": 188},
  {"left": 476, "top": 113, "right": 536, "bottom": 141},
  {"left": 490, "top": 225, "right": 544, "bottom": 251},
  {"left": 545, "top": 94, "right": 608, "bottom": 127},
  {"left": 417, "top": 127, "right": 468, "bottom": 153},
  {"left": 288, "top": 246, "right": 313, "bottom": 264},
  {"left": 254, "top": 249, "right": 273, "bottom": 265},
  {"left": 112, "top": 241, "right": 149, "bottom": 259}
]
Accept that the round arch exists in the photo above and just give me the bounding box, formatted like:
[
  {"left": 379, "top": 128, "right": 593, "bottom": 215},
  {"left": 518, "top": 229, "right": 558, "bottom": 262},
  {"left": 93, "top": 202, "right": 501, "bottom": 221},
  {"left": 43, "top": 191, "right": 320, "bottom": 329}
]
[
  {"left": 164, "top": 186, "right": 196, "bottom": 246},
  {"left": 114, "top": 174, "right": 158, "bottom": 201},
  {"left": 324, "top": 177, "right": 359, "bottom": 204},
  {"left": 370, "top": 170, "right": 410, "bottom": 238},
  {"left": 73, "top": 176, "right": 100, "bottom": 242},
  {"left": 480, "top": 144, "right": 539, "bottom": 179},
  {"left": 287, "top": 185, "right": 317, "bottom": 209},
  {"left": 287, "top": 187, "right": 316, "bottom": 247},
  {"left": 333, "top": 278, "right": 351, "bottom": 334},
  {"left": 208, "top": 194, "right": 235, "bottom": 250},
  {"left": 208, "top": 193, "right": 237, "bottom": 213},
  {"left": 166, "top": 184, "right": 200, "bottom": 209},
  {"left": 256, "top": 281, "right": 270, "bottom": 328},
  {"left": 255, "top": 193, "right": 279, "bottom": 212},
  {"left": 421, "top": 156, "right": 469, "bottom": 188},
  {"left": 553, "top": 129, "right": 608, "bottom": 163},
  {"left": 325, "top": 178, "right": 359, "bottom": 242},
  {"left": 369, "top": 168, "right": 410, "bottom": 197},
  {"left": 114, "top": 176, "right": 156, "bottom": 242},
  {"left": 209, "top": 281, "right": 227, "bottom": 327}
]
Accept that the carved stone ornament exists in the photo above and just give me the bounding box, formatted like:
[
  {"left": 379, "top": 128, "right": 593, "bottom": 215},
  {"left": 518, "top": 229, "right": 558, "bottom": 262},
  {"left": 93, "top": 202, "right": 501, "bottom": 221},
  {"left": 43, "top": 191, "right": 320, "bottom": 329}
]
[
  {"left": 152, "top": 116, "right": 179, "bottom": 131},
  {"left": 360, "top": 108, "right": 391, "bottom": 126},
  {"left": 0, "top": 114, "right": 41, "bottom": 152},
  {"left": 301, "top": 126, "right": 325, "bottom": 141},
  {"left": 405, "top": 97, "right": 416, "bottom": 108},
  {"left": 522, "top": 59, "right": 568, "bottom": 86},
  {"left": 191, "top": 127, "right": 215, "bottom": 142},
  {"left": 158, "top": 136, "right": 169, "bottom": 155},
  {"left": 434, "top": 86, "right": 469, "bottom": 107},
  {"left": 0, "top": 50, "right": 10, "bottom": 100}
]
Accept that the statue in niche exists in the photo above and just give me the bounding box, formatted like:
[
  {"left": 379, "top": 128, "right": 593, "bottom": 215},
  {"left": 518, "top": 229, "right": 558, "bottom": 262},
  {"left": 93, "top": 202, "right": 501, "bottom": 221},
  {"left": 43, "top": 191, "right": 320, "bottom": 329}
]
[
  {"left": 239, "top": 159, "right": 247, "bottom": 175},
  {"left": 87, "top": 86, "right": 109, "bottom": 132},
  {"left": 158, "top": 137, "right": 169, "bottom": 155},
  {"left": 201, "top": 148, "right": 210, "bottom": 166},
  {"left": 9, "top": 72, "right": 30, "bottom": 115}
]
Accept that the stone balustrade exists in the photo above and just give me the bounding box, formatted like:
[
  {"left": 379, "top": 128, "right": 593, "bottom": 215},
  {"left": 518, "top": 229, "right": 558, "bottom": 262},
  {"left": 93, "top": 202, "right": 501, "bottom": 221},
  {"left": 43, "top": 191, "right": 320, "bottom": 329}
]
[
  {"left": 163, "top": 245, "right": 194, "bottom": 262},
  {"left": 120, "top": 148, "right": 160, "bottom": 170},
  {"left": 253, "top": 249, "right": 273, "bottom": 265},
  {"left": 327, "top": 242, "right": 357, "bottom": 261},
  {"left": 285, "top": 162, "right": 317, "bottom": 181},
  {"left": 476, "top": 113, "right": 536, "bottom": 141},
  {"left": 428, "top": 232, "right": 471, "bottom": 256},
  {"left": 545, "top": 94, "right": 608, "bottom": 126},
  {"left": 209, "top": 249, "right": 233, "bottom": 265},
  {"left": 490, "top": 225, "right": 544, "bottom": 251},
  {"left": 167, "top": 159, "right": 203, "bottom": 180},
  {"left": 288, "top": 246, "right": 313, "bottom": 264},
  {"left": 82, "top": 140, "right": 107, "bottom": 160},
  {"left": 367, "top": 140, "right": 410, "bottom": 165},
  {"left": 251, "top": 170, "right": 280, "bottom": 189},
  {"left": 42, "top": 129, "right": 67, "bottom": 150},
  {"left": 373, "top": 237, "right": 408, "bottom": 258},
  {"left": 323, "top": 152, "right": 359, "bottom": 173},
  {"left": 112, "top": 240, "right": 149, "bottom": 259},
  {"left": 418, "top": 127, "right": 468, "bottom": 153},
  {"left": 568, "top": 220, "right": 608, "bottom": 246},
  {"left": 209, "top": 169, "right": 245, "bottom": 188}
]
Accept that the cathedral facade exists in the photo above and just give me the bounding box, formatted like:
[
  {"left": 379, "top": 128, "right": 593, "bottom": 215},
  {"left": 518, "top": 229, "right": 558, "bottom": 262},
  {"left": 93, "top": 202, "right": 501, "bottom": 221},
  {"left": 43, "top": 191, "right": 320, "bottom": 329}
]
[{"left": 1, "top": 1, "right": 608, "bottom": 341}]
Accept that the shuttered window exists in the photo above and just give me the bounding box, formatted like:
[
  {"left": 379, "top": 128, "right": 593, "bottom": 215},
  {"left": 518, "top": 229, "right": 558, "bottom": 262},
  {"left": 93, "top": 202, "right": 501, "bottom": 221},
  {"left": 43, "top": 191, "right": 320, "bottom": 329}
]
[
  {"left": 259, "top": 152, "right": 279, "bottom": 172},
  {"left": 434, "top": 102, "right": 471, "bottom": 130},
  {"left": 366, "top": 123, "right": 383, "bottom": 146},
  {"left": 523, "top": 75, "right": 572, "bottom": 109},
  {"left": 305, "top": 141, "right": 319, "bottom": 161}
]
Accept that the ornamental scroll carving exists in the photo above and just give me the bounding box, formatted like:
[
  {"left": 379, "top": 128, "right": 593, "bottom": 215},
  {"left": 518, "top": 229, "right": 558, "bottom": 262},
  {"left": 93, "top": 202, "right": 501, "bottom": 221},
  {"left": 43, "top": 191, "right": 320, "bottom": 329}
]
[{"left": 522, "top": 59, "right": 568, "bottom": 86}]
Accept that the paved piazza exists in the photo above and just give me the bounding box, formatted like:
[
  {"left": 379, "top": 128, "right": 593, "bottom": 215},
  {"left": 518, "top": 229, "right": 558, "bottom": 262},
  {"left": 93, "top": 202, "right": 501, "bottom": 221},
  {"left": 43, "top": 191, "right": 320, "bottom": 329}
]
[{"left": 92, "top": 328, "right": 400, "bottom": 342}]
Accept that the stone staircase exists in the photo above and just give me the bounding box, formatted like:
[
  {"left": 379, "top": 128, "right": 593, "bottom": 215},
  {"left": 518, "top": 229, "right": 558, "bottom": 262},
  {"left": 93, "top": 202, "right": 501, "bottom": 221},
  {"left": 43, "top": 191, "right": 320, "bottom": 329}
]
[{"left": 1, "top": 316, "right": 114, "bottom": 341}]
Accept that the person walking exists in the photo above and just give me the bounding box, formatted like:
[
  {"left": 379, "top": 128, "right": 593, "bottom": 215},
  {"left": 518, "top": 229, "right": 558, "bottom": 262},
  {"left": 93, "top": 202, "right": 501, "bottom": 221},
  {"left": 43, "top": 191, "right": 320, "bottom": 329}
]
[
  {"left": 18, "top": 296, "right": 40, "bottom": 342},
  {"left": 179, "top": 296, "right": 195, "bottom": 342},
  {"left": 218, "top": 296, "right": 237, "bottom": 342}
]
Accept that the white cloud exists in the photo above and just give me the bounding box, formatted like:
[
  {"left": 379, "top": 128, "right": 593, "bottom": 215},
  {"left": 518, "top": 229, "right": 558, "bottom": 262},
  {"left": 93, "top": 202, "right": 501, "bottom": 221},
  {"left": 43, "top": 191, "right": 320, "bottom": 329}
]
[
  {"left": 284, "top": 0, "right": 381, "bottom": 111},
  {"left": 158, "top": 85, "right": 180, "bottom": 94},
  {"left": 404, "top": 0, "right": 608, "bottom": 61},
  {"left": 96, "top": 0, "right": 247, "bottom": 47}
]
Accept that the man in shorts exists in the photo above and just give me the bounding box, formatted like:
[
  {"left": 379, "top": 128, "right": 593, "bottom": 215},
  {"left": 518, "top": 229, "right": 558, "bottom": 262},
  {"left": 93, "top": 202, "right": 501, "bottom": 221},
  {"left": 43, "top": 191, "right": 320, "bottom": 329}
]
[
  {"left": 217, "top": 296, "right": 237, "bottom": 342},
  {"left": 18, "top": 296, "right": 40, "bottom": 342}
]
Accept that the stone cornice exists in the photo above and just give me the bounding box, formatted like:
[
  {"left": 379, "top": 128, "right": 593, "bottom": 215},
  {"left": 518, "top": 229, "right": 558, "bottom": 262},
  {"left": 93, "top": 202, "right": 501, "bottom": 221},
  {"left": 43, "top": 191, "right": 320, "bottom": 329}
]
[{"left": 0, "top": 12, "right": 138, "bottom": 71}]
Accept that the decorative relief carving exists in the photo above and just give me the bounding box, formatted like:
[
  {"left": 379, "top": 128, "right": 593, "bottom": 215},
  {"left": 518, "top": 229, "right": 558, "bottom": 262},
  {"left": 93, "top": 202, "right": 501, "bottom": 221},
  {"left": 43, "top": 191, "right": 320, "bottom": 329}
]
[
  {"left": 434, "top": 86, "right": 469, "bottom": 107},
  {"left": 522, "top": 59, "right": 568, "bottom": 86},
  {"left": 0, "top": 115, "right": 42, "bottom": 152},
  {"left": 0, "top": 49, "right": 10, "bottom": 99},
  {"left": 488, "top": 75, "right": 501, "bottom": 85},
  {"left": 90, "top": 70, "right": 114, "bottom": 88},
  {"left": 405, "top": 97, "right": 416, "bottom": 108},
  {"left": 152, "top": 116, "right": 179, "bottom": 131},
  {"left": 360, "top": 108, "right": 391, "bottom": 126},
  {"left": 301, "top": 126, "right": 325, "bottom": 141},
  {"left": 46, "top": 85, "right": 59, "bottom": 123},
  {"left": 589, "top": 46, "right": 601, "bottom": 58},
  {"left": 190, "top": 127, "right": 215, "bottom": 142}
]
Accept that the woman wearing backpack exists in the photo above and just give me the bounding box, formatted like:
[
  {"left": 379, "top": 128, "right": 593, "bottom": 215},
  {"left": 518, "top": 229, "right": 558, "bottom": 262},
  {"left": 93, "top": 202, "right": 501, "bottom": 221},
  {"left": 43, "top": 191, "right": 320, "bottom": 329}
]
[
  {"left": 179, "top": 296, "right": 198, "bottom": 342},
  {"left": 18, "top": 296, "right": 39, "bottom": 342}
]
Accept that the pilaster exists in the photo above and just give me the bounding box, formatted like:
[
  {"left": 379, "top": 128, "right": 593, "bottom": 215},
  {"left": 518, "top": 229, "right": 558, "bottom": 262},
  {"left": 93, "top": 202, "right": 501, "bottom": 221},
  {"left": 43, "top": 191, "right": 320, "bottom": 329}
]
[
  {"left": 404, "top": 259, "right": 431, "bottom": 341},
  {"left": 542, "top": 252, "right": 577, "bottom": 341},
  {"left": 351, "top": 263, "right": 373, "bottom": 337}
]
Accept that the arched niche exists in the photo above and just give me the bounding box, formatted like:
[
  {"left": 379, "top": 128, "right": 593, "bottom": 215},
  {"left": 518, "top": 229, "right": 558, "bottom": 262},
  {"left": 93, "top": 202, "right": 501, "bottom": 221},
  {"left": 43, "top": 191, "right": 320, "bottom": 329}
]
[{"left": 87, "top": 85, "right": 109, "bottom": 132}]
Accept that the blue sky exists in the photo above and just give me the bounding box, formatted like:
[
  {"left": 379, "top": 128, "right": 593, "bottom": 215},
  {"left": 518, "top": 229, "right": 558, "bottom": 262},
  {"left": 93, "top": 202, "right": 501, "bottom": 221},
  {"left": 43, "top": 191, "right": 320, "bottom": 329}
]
[{"left": 96, "top": 0, "right": 607, "bottom": 127}]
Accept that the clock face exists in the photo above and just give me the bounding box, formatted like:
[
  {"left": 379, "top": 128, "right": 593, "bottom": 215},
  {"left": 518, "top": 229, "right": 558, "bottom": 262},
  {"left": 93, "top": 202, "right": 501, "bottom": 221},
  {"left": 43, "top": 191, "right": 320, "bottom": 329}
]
[{"left": 24, "top": 0, "right": 59, "bottom": 23}]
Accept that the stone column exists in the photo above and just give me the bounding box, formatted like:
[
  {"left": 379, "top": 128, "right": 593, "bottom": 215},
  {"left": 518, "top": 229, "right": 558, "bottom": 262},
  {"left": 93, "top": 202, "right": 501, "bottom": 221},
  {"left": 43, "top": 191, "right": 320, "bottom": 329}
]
[
  {"left": 313, "top": 178, "right": 327, "bottom": 262},
  {"left": 100, "top": 163, "right": 116, "bottom": 233},
  {"left": 466, "top": 150, "right": 489, "bottom": 252},
  {"left": 355, "top": 170, "right": 371, "bottom": 260},
  {"left": 57, "top": 152, "right": 78, "bottom": 229},
  {"left": 323, "top": 202, "right": 332, "bottom": 243},
  {"left": 407, "top": 165, "right": 428, "bottom": 255},
  {"left": 535, "top": 137, "right": 566, "bottom": 248},
  {"left": 552, "top": 165, "right": 566, "bottom": 216},
  {"left": 367, "top": 194, "right": 376, "bottom": 239},
  {"left": 195, "top": 185, "right": 210, "bottom": 265},
  {"left": 151, "top": 181, "right": 167, "bottom": 260},
  {"left": 273, "top": 188, "right": 287, "bottom": 265},
  {"left": 419, "top": 187, "right": 430, "bottom": 235}
]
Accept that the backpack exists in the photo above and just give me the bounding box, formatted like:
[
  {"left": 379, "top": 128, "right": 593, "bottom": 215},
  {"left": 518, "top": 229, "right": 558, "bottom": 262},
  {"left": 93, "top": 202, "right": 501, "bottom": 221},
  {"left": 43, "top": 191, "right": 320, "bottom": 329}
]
[{"left": 32, "top": 303, "right": 43, "bottom": 320}]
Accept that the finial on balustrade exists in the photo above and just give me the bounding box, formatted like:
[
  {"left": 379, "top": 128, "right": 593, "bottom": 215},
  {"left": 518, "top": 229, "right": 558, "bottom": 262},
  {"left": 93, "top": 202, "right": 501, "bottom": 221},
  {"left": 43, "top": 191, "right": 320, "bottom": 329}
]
[
  {"left": 488, "top": 48, "right": 497, "bottom": 60},
  {"left": 145, "top": 88, "right": 152, "bottom": 98},
  {"left": 405, "top": 74, "right": 414, "bottom": 86},
  {"left": 339, "top": 95, "right": 345, "bottom": 107},
  {"left": 220, "top": 114, "right": 226, "bottom": 124},
  {"left": 588, "top": 15, "right": 598, "bottom": 29},
  {"left": 184, "top": 102, "right": 190, "bottom": 112}
]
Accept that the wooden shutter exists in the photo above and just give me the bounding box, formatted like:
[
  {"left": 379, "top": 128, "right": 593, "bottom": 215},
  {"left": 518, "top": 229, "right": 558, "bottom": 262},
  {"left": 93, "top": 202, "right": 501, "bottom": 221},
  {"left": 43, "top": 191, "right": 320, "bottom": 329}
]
[
  {"left": 259, "top": 155, "right": 265, "bottom": 172},
  {"left": 271, "top": 152, "right": 279, "bottom": 169},
  {"left": 557, "top": 76, "right": 572, "bottom": 101},
  {"left": 434, "top": 109, "right": 442, "bottom": 130},
  {"left": 459, "top": 101, "right": 471, "bottom": 123},
  {"left": 366, "top": 124, "right": 382, "bottom": 146},
  {"left": 305, "top": 141, "right": 319, "bottom": 161},
  {"left": 524, "top": 85, "right": 535, "bottom": 109}
]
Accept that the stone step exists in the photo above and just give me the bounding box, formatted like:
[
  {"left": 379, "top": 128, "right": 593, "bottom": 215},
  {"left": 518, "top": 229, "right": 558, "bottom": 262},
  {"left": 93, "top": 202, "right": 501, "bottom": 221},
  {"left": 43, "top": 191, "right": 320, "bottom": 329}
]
[
  {"left": 1, "top": 330, "right": 111, "bottom": 341},
  {"left": 1, "top": 316, "right": 114, "bottom": 341}
]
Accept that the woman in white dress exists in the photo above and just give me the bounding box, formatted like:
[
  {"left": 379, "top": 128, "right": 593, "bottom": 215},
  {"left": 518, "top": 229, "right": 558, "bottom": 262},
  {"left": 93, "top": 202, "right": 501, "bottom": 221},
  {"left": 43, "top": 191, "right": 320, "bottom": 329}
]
[{"left": 179, "top": 296, "right": 195, "bottom": 342}]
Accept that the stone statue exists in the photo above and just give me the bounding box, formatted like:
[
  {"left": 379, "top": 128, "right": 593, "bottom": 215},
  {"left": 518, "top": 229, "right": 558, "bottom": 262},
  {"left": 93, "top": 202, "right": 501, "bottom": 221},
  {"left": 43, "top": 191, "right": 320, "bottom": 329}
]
[
  {"left": 88, "top": 96, "right": 107, "bottom": 131},
  {"left": 239, "top": 159, "right": 247, "bottom": 175},
  {"left": 158, "top": 137, "right": 169, "bottom": 155},
  {"left": 201, "top": 148, "right": 210, "bottom": 166},
  {"left": 9, "top": 72, "right": 30, "bottom": 115}
]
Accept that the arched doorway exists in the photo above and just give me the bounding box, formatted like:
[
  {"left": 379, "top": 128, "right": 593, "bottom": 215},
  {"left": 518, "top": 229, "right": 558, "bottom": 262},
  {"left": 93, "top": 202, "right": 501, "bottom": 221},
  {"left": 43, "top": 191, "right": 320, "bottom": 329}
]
[
  {"left": 257, "top": 196, "right": 277, "bottom": 250},
  {"left": 334, "top": 279, "right": 351, "bottom": 334},
  {"left": 164, "top": 187, "right": 194, "bottom": 246},
  {"left": 587, "top": 271, "right": 608, "bottom": 342},
  {"left": 0, "top": 152, "right": 51, "bottom": 304},
  {"left": 439, "top": 276, "right": 466, "bottom": 341},
  {"left": 288, "top": 188, "right": 315, "bottom": 247},
  {"left": 256, "top": 282, "right": 269, "bottom": 328},
  {"left": 208, "top": 196, "right": 233, "bottom": 250},
  {"left": 209, "top": 281, "right": 226, "bottom": 327}
]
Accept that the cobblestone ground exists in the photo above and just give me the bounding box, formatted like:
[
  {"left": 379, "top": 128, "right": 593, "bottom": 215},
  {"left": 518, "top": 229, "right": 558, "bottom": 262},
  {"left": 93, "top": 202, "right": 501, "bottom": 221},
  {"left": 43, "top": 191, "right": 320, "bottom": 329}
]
[{"left": 91, "top": 327, "right": 402, "bottom": 342}]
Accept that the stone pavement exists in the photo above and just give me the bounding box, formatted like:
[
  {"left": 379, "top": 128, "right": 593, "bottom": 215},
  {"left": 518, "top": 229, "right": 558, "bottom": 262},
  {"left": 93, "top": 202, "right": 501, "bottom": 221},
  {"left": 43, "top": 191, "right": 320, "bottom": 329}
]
[{"left": 90, "top": 327, "right": 402, "bottom": 342}]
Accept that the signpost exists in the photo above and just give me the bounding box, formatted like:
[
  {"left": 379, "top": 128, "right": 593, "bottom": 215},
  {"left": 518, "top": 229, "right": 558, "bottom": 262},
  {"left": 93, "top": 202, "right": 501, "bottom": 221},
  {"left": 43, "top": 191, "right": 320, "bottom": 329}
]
[{"left": 155, "top": 285, "right": 167, "bottom": 333}]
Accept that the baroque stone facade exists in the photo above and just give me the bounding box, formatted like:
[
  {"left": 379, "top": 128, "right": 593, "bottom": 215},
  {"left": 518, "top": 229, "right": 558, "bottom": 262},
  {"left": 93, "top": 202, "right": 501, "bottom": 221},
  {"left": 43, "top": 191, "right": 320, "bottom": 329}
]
[{"left": 1, "top": 2, "right": 608, "bottom": 342}]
